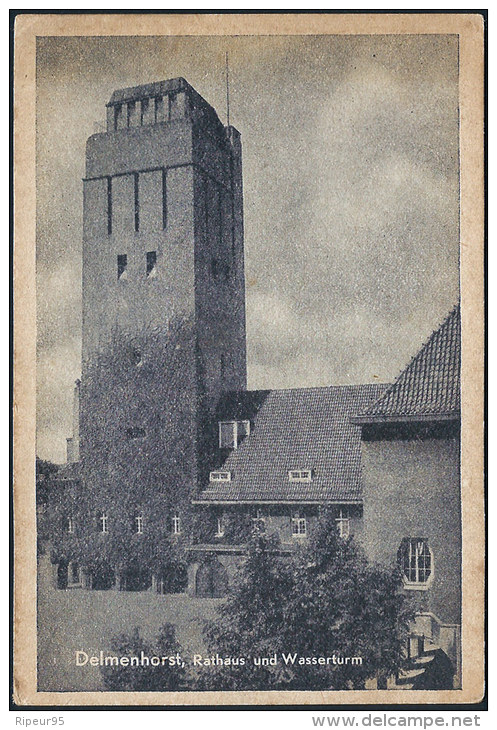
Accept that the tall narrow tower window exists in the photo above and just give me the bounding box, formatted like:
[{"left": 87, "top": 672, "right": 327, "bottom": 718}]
[
  {"left": 127, "top": 101, "right": 139, "bottom": 127},
  {"left": 162, "top": 170, "right": 167, "bottom": 229},
  {"left": 134, "top": 173, "right": 140, "bottom": 232},
  {"left": 107, "top": 177, "right": 112, "bottom": 234},
  {"left": 114, "top": 104, "right": 123, "bottom": 130},
  {"left": 155, "top": 96, "right": 165, "bottom": 123},
  {"left": 146, "top": 251, "right": 157, "bottom": 278},
  {"left": 117, "top": 254, "right": 128, "bottom": 280},
  {"left": 140, "top": 98, "right": 149, "bottom": 125}
]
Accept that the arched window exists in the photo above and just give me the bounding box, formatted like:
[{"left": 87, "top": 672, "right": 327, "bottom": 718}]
[{"left": 397, "top": 538, "right": 433, "bottom": 589}]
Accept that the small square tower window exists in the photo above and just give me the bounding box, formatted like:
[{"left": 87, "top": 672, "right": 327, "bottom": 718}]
[
  {"left": 146, "top": 251, "right": 157, "bottom": 278},
  {"left": 117, "top": 254, "right": 127, "bottom": 280},
  {"left": 126, "top": 427, "right": 146, "bottom": 440}
]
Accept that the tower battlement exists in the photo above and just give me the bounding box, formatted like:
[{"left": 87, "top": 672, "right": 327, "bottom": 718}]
[{"left": 104, "top": 77, "right": 230, "bottom": 141}]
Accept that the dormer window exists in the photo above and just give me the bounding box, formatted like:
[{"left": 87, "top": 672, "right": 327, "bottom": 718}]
[
  {"left": 218, "top": 420, "right": 250, "bottom": 449},
  {"left": 210, "top": 471, "right": 231, "bottom": 482},
  {"left": 288, "top": 469, "right": 313, "bottom": 483}
]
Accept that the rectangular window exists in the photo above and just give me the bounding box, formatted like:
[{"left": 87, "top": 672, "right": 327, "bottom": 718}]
[
  {"left": 288, "top": 470, "right": 313, "bottom": 483},
  {"left": 172, "top": 513, "right": 181, "bottom": 535},
  {"left": 252, "top": 509, "right": 266, "bottom": 535},
  {"left": 67, "top": 516, "right": 75, "bottom": 534},
  {"left": 209, "top": 471, "right": 231, "bottom": 482},
  {"left": 291, "top": 513, "right": 307, "bottom": 537},
  {"left": 107, "top": 177, "right": 112, "bottom": 234},
  {"left": 146, "top": 251, "right": 157, "bottom": 278},
  {"left": 215, "top": 517, "right": 225, "bottom": 538},
  {"left": 218, "top": 420, "right": 250, "bottom": 449},
  {"left": 135, "top": 514, "right": 144, "bottom": 534},
  {"left": 335, "top": 508, "right": 350, "bottom": 539},
  {"left": 99, "top": 512, "right": 109, "bottom": 534},
  {"left": 134, "top": 173, "right": 140, "bottom": 232},
  {"left": 126, "top": 427, "right": 146, "bottom": 439},
  {"left": 117, "top": 254, "right": 127, "bottom": 280}
]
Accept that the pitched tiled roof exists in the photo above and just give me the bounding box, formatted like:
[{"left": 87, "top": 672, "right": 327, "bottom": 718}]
[
  {"left": 355, "top": 304, "right": 460, "bottom": 422},
  {"left": 196, "top": 384, "right": 387, "bottom": 503}
]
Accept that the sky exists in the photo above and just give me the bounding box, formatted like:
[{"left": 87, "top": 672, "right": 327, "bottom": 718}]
[{"left": 36, "top": 34, "right": 460, "bottom": 463}]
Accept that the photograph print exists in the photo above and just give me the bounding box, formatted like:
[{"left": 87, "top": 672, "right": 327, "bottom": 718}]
[{"left": 13, "top": 13, "right": 485, "bottom": 706}]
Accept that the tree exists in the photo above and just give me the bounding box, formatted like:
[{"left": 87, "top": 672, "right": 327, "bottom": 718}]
[
  {"left": 197, "top": 510, "right": 413, "bottom": 691},
  {"left": 100, "top": 623, "right": 187, "bottom": 691},
  {"left": 281, "top": 508, "right": 413, "bottom": 689},
  {"left": 194, "top": 534, "right": 293, "bottom": 690},
  {"left": 48, "top": 320, "right": 196, "bottom": 587},
  {"left": 36, "top": 457, "right": 59, "bottom": 507}
]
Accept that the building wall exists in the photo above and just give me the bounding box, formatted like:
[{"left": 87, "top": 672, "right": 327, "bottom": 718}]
[
  {"left": 79, "top": 83, "right": 247, "bottom": 519},
  {"left": 360, "top": 430, "right": 461, "bottom": 626},
  {"left": 194, "top": 504, "right": 362, "bottom": 546}
]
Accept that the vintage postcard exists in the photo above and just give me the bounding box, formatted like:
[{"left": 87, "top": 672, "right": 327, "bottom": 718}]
[{"left": 13, "top": 13, "right": 485, "bottom": 706}]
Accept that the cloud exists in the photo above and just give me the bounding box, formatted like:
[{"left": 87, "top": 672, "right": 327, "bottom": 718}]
[{"left": 35, "top": 35, "right": 460, "bottom": 461}]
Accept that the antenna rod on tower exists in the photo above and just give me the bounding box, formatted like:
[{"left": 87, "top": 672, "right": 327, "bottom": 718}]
[{"left": 225, "top": 51, "right": 230, "bottom": 128}]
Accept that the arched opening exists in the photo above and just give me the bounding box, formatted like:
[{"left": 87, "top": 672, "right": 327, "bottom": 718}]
[
  {"left": 122, "top": 564, "right": 151, "bottom": 592},
  {"left": 69, "top": 561, "right": 80, "bottom": 584},
  {"left": 195, "top": 558, "right": 229, "bottom": 598},
  {"left": 56, "top": 560, "right": 68, "bottom": 589},
  {"left": 159, "top": 562, "right": 188, "bottom": 594},
  {"left": 91, "top": 562, "right": 115, "bottom": 591}
]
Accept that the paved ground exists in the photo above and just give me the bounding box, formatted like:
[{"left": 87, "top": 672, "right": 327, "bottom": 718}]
[{"left": 37, "top": 555, "right": 222, "bottom": 692}]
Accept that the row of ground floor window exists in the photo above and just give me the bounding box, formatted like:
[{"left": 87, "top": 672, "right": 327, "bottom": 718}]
[{"left": 54, "top": 535, "right": 433, "bottom": 596}]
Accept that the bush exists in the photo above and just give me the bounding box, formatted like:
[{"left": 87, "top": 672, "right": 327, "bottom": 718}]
[{"left": 100, "top": 623, "right": 187, "bottom": 691}]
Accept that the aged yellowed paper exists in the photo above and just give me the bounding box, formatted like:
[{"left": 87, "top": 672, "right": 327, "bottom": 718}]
[{"left": 13, "top": 12, "right": 484, "bottom": 706}]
